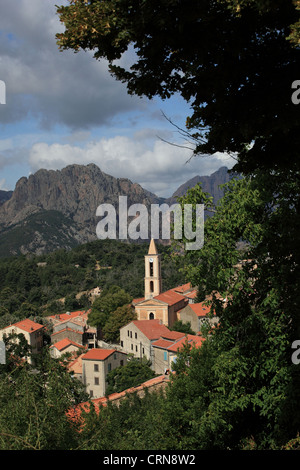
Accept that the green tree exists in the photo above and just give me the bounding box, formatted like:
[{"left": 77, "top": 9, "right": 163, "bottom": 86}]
[
  {"left": 170, "top": 320, "right": 196, "bottom": 336},
  {"left": 55, "top": 2, "right": 300, "bottom": 450},
  {"left": 106, "top": 356, "right": 156, "bottom": 395},
  {"left": 0, "top": 348, "right": 88, "bottom": 450},
  {"left": 102, "top": 303, "right": 137, "bottom": 343},
  {"left": 169, "top": 176, "right": 300, "bottom": 449},
  {"left": 88, "top": 285, "right": 132, "bottom": 329},
  {"left": 56, "top": 0, "right": 300, "bottom": 175}
]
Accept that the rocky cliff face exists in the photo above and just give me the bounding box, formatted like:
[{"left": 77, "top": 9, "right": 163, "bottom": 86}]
[
  {"left": 0, "top": 163, "right": 162, "bottom": 255},
  {"left": 0, "top": 164, "right": 232, "bottom": 256},
  {"left": 0, "top": 163, "right": 161, "bottom": 228},
  {"left": 166, "top": 166, "right": 234, "bottom": 205},
  {"left": 0, "top": 190, "right": 13, "bottom": 206}
]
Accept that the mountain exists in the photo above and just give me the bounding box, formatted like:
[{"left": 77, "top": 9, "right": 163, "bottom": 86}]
[
  {"left": 166, "top": 166, "right": 234, "bottom": 206},
  {"left": 0, "top": 190, "right": 13, "bottom": 206},
  {"left": 0, "top": 164, "right": 232, "bottom": 257},
  {"left": 0, "top": 163, "right": 163, "bottom": 256}
]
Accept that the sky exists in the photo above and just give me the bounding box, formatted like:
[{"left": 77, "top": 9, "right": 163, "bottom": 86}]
[{"left": 0, "top": 0, "right": 236, "bottom": 198}]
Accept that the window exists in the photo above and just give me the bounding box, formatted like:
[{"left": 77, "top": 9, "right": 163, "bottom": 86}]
[
  {"left": 108, "top": 363, "right": 111, "bottom": 372},
  {"left": 135, "top": 332, "right": 137, "bottom": 339},
  {"left": 120, "top": 360, "right": 124, "bottom": 366},
  {"left": 149, "top": 261, "right": 153, "bottom": 276},
  {"left": 114, "top": 353, "right": 117, "bottom": 360},
  {"left": 135, "top": 345, "right": 138, "bottom": 352},
  {"left": 94, "top": 364, "right": 99, "bottom": 372},
  {"left": 131, "top": 344, "right": 133, "bottom": 350},
  {"left": 94, "top": 377, "right": 99, "bottom": 385},
  {"left": 150, "top": 280, "right": 154, "bottom": 293},
  {"left": 149, "top": 312, "right": 154, "bottom": 320},
  {"left": 164, "top": 351, "right": 168, "bottom": 361},
  {"left": 121, "top": 341, "right": 123, "bottom": 347}
]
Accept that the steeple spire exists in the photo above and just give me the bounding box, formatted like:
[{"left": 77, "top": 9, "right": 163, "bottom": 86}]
[
  {"left": 148, "top": 238, "right": 158, "bottom": 255},
  {"left": 144, "top": 238, "right": 161, "bottom": 299}
]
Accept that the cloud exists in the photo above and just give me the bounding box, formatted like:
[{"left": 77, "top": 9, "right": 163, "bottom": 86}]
[
  {"left": 0, "top": 178, "right": 8, "bottom": 190},
  {"left": 28, "top": 137, "right": 236, "bottom": 197},
  {"left": 0, "top": 0, "right": 145, "bottom": 129}
]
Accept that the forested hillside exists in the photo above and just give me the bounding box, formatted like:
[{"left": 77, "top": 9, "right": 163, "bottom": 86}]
[{"left": 0, "top": 238, "right": 186, "bottom": 327}]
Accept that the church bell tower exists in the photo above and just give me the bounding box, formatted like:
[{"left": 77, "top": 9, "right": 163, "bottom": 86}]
[{"left": 144, "top": 239, "right": 162, "bottom": 299}]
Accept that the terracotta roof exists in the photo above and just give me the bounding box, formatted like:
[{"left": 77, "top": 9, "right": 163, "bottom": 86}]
[
  {"left": 5, "top": 318, "right": 44, "bottom": 333},
  {"left": 172, "top": 282, "right": 192, "bottom": 294},
  {"left": 133, "top": 287, "right": 192, "bottom": 308},
  {"left": 154, "top": 289, "right": 187, "bottom": 306},
  {"left": 152, "top": 333, "right": 204, "bottom": 352},
  {"left": 166, "top": 334, "right": 204, "bottom": 352},
  {"left": 67, "top": 374, "right": 170, "bottom": 424},
  {"left": 51, "top": 328, "right": 84, "bottom": 337},
  {"left": 47, "top": 310, "right": 90, "bottom": 323},
  {"left": 82, "top": 348, "right": 122, "bottom": 361},
  {"left": 51, "top": 338, "right": 83, "bottom": 352},
  {"left": 189, "top": 302, "right": 212, "bottom": 317},
  {"left": 131, "top": 319, "right": 173, "bottom": 340},
  {"left": 185, "top": 290, "right": 198, "bottom": 299},
  {"left": 68, "top": 355, "right": 83, "bottom": 375},
  {"left": 160, "top": 330, "right": 185, "bottom": 340},
  {"left": 151, "top": 338, "right": 174, "bottom": 349},
  {"left": 132, "top": 297, "right": 145, "bottom": 305}
]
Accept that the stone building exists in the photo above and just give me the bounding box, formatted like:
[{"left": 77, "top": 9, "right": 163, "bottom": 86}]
[
  {"left": 133, "top": 239, "right": 196, "bottom": 327},
  {"left": 119, "top": 319, "right": 185, "bottom": 370},
  {"left": 81, "top": 348, "right": 127, "bottom": 398},
  {"left": 0, "top": 318, "right": 45, "bottom": 364},
  {"left": 178, "top": 301, "right": 219, "bottom": 334}
]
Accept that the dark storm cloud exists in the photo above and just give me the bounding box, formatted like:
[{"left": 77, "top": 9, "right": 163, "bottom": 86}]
[{"left": 0, "top": 0, "right": 143, "bottom": 129}]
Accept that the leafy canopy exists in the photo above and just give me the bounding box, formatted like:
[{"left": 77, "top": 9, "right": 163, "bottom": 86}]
[{"left": 56, "top": 0, "right": 300, "bottom": 174}]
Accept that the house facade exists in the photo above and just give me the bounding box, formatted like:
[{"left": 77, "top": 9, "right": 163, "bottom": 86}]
[
  {"left": 0, "top": 318, "right": 45, "bottom": 363},
  {"left": 152, "top": 334, "right": 204, "bottom": 375},
  {"left": 119, "top": 319, "right": 186, "bottom": 372},
  {"left": 82, "top": 348, "right": 127, "bottom": 398},
  {"left": 178, "top": 302, "right": 219, "bottom": 334},
  {"left": 50, "top": 338, "right": 85, "bottom": 359},
  {"left": 47, "top": 310, "right": 98, "bottom": 349}
]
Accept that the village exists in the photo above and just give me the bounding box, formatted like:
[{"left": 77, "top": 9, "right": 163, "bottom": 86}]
[{"left": 0, "top": 239, "right": 219, "bottom": 404}]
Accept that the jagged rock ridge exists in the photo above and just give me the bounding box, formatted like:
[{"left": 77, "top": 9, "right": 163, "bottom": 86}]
[{"left": 0, "top": 164, "right": 231, "bottom": 256}]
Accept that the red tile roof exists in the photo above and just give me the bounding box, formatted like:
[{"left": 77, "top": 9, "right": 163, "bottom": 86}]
[
  {"left": 161, "top": 330, "right": 185, "bottom": 340},
  {"left": 51, "top": 338, "right": 83, "bottom": 352},
  {"left": 151, "top": 338, "right": 174, "bottom": 349},
  {"left": 172, "top": 282, "right": 192, "bottom": 294},
  {"left": 131, "top": 320, "right": 173, "bottom": 340},
  {"left": 152, "top": 333, "right": 204, "bottom": 352},
  {"left": 47, "top": 310, "right": 90, "bottom": 322},
  {"left": 154, "top": 289, "right": 187, "bottom": 306},
  {"left": 132, "top": 297, "right": 145, "bottom": 305},
  {"left": 189, "top": 302, "right": 212, "bottom": 317},
  {"left": 67, "top": 374, "right": 170, "bottom": 424},
  {"left": 51, "top": 328, "right": 84, "bottom": 337},
  {"left": 185, "top": 290, "right": 198, "bottom": 299},
  {"left": 4, "top": 318, "right": 44, "bottom": 333},
  {"left": 82, "top": 348, "right": 121, "bottom": 361},
  {"left": 166, "top": 334, "right": 204, "bottom": 352}
]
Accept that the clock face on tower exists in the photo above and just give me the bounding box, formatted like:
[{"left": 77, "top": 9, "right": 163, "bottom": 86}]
[{"left": 149, "top": 258, "right": 153, "bottom": 262}]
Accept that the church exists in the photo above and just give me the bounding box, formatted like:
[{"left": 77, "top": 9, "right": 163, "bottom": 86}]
[{"left": 132, "top": 239, "right": 197, "bottom": 328}]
